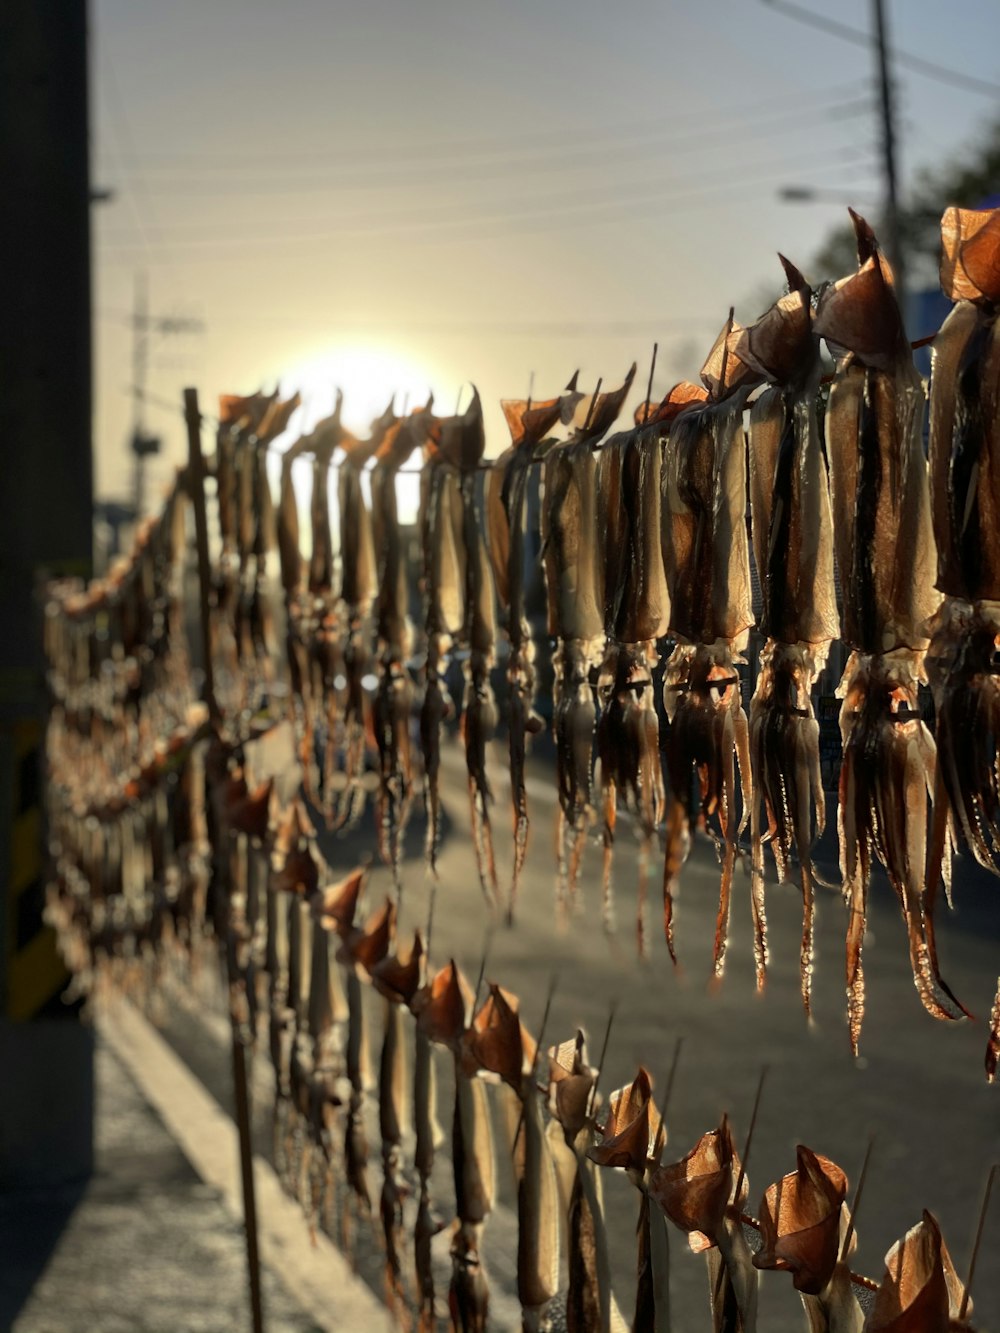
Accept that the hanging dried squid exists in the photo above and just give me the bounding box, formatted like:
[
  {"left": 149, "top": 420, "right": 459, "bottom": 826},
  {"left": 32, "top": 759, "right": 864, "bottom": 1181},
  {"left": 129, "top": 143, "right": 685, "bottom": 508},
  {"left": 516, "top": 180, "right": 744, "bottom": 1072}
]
[
  {"left": 541, "top": 365, "right": 636, "bottom": 912},
  {"left": 240, "top": 392, "right": 301, "bottom": 704},
  {"left": 659, "top": 325, "right": 757, "bottom": 974},
  {"left": 546, "top": 1032, "right": 621, "bottom": 1333},
  {"left": 590, "top": 1065, "right": 671, "bottom": 1331},
  {"left": 741, "top": 257, "right": 840, "bottom": 1014},
  {"left": 430, "top": 390, "right": 501, "bottom": 908},
  {"left": 867, "top": 1211, "right": 971, "bottom": 1332},
  {"left": 486, "top": 374, "right": 582, "bottom": 919},
  {"left": 418, "top": 961, "right": 494, "bottom": 1333},
  {"left": 333, "top": 405, "right": 382, "bottom": 829},
  {"left": 371, "top": 403, "right": 432, "bottom": 893},
  {"left": 595, "top": 400, "right": 670, "bottom": 950},
  {"left": 926, "top": 207, "right": 1000, "bottom": 989},
  {"left": 814, "top": 211, "right": 966, "bottom": 1052},
  {"left": 371, "top": 930, "right": 425, "bottom": 1312},
  {"left": 649, "top": 1115, "right": 757, "bottom": 1332},
  {"left": 212, "top": 391, "right": 277, "bottom": 705},
  {"left": 753, "top": 1145, "right": 863, "bottom": 1332},
  {"left": 410, "top": 959, "right": 466, "bottom": 1330},
  {"left": 463, "top": 983, "right": 559, "bottom": 1333},
  {"left": 418, "top": 403, "right": 464, "bottom": 877}
]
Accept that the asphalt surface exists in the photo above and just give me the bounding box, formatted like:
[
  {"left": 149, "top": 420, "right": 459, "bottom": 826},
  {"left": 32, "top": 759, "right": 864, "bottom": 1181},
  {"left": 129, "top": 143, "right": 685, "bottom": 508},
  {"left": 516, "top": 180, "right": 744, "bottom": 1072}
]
[{"left": 0, "top": 1039, "right": 322, "bottom": 1333}]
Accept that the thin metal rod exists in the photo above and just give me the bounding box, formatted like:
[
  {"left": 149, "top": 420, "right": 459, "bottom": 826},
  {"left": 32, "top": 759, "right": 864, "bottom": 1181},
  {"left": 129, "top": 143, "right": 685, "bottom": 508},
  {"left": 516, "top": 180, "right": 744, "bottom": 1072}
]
[
  {"left": 652, "top": 1037, "right": 683, "bottom": 1161},
  {"left": 960, "top": 1163, "right": 997, "bottom": 1320},
  {"left": 473, "top": 927, "right": 493, "bottom": 1009},
  {"left": 733, "top": 1066, "right": 767, "bottom": 1205},
  {"left": 840, "top": 1134, "right": 875, "bottom": 1264},
  {"left": 581, "top": 377, "right": 603, "bottom": 434},
  {"left": 714, "top": 1067, "right": 767, "bottom": 1307},
  {"left": 512, "top": 972, "right": 560, "bottom": 1152},
  {"left": 586, "top": 999, "right": 618, "bottom": 1119},
  {"left": 643, "top": 342, "right": 659, "bottom": 424}
]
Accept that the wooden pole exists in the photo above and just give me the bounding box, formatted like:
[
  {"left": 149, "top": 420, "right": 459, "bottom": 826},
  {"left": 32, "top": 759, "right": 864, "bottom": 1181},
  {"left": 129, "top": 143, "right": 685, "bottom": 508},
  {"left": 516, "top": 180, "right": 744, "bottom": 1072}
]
[
  {"left": 184, "top": 387, "right": 264, "bottom": 1333},
  {"left": 184, "top": 388, "right": 220, "bottom": 725}
]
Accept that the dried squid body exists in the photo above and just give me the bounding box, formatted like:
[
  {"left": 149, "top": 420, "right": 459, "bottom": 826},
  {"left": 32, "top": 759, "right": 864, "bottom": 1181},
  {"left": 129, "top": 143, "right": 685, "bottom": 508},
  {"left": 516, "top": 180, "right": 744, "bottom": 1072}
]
[
  {"left": 541, "top": 366, "right": 636, "bottom": 911},
  {"left": 418, "top": 411, "right": 465, "bottom": 878},
  {"left": 371, "top": 405, "right": 428, "bottom": 892},
  {"left": 816, "top": 211, "right": 963, "bottom": 1045},
  {"left": 743, "top": 257, "right": 839, "bottom": 1013},
  {"left": 596, "top": 642, "right": 664, "bottom": 949},
  {"left": 659, "top": 327, "right": 758, "bottom": 973},
  {"left": 748, "top": 641, "right": 827, "bottom": 1011},
  {"left": 486, "top": 375, "right": 581, "bottom": 919},
  {"left": 662, "top": 639, "right": 750, "bottom": 974},
  {"left": 333, "top": 422, "right": 380, "bottom": 829},
  {"left": 595, "top": 423, "right": 669, "bottom": 949},
  {"left": 444, "top": 390, "right": 501, "bottom": 910},
  {"left": 927, "top": 208, "right": 1000, "bottom": 892},
  {"left": 838, "top": 648, "right": 968, "bottom": 1052}
]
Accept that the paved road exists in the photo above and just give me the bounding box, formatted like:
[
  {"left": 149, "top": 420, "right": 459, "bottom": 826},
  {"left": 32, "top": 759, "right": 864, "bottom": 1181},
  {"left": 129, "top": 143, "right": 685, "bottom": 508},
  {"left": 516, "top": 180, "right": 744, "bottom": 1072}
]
[
  {"left": 0, "top": 1040, "right": 323, "bottom": 1333},
  {"left": 334, "top": 735, "right": 1000, "bottom": 1331}
]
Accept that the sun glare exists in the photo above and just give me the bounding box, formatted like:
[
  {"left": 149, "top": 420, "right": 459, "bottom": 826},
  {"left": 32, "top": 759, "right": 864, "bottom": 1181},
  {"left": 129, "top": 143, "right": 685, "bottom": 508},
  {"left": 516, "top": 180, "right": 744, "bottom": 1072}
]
[
  {"left": 278, "top": 341, "right": 441, "bottom": 440},
  {"left": 275, "top": 340, "right": 444, "bottom": 528}
]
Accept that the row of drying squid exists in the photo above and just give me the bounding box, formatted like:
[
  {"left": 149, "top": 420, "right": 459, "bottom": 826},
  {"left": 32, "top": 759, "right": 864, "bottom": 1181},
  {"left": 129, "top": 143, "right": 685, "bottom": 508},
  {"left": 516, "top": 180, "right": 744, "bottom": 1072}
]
[
  {"left": 194, "top": 206, "right": 1000, "bottom": 1055},
  {"left": 42, "top": 688, "right": 993, "bottom": 1333}
]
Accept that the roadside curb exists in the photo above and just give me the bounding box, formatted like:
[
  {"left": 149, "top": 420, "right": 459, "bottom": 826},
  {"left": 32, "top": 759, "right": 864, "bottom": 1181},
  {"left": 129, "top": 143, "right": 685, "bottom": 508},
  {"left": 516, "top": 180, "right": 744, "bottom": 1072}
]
[{"left": 100, "top": 1000, "right": 395, "bottom": 1333}]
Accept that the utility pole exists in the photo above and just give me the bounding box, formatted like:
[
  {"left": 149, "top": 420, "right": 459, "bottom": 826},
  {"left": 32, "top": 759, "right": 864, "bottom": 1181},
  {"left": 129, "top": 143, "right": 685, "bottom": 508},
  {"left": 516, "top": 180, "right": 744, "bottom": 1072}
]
[
  {"left": 872, "top": 0, "right": 905, "bottom": 302},
  {"left": 0, "top": 0, "right": 94, "bottom": 1187},
  {"left": 129, "top": 272, "right": 204, "bottom": 520}
]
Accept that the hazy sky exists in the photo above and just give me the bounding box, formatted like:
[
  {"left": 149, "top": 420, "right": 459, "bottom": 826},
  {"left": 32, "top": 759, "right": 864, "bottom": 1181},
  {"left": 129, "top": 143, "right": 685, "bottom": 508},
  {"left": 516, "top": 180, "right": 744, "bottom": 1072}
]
[{"left": 91, "top": 0, "right": 1000, "bottom": 505}]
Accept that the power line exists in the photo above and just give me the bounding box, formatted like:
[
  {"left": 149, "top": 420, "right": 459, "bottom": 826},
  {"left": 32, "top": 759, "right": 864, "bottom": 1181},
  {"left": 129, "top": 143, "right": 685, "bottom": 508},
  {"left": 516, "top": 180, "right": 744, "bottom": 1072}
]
[
  {"left": 98, "top": 143, "right": 876, "bottom": 247},
  {"left": 106, "top": 79, "right": 870, "bottom": 171},
  {"left": 759, "top": 0, "right": 1000, "bottom": 97},
  {"left": 98, "top": 155, "right": 878, "bottom": 260},
  {"left": 100, "top": 50, "right": 185, "bottom": 288},
  {"left": 108, "top": 97, "right": 876, "bottom": 197}
]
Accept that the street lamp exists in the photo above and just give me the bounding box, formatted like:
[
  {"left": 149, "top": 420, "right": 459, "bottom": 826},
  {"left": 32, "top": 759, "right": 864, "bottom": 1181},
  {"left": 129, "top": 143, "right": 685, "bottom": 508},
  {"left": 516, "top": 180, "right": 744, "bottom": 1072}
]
[{"left": 777, "top": 185, "right": 880, "bottom": 205}]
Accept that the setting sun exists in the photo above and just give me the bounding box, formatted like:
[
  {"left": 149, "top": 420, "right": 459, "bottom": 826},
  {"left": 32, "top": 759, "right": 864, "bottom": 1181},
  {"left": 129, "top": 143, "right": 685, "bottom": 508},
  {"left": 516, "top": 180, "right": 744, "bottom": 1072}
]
[{"left": 277, "top": 340, "right": 444, "bottom": 440}]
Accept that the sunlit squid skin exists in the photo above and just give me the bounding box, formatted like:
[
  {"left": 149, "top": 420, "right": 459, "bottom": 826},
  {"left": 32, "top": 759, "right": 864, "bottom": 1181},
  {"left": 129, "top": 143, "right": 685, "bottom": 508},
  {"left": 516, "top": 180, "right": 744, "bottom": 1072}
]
[
  {"left": 371, "top": 401, "right": 432, "bottom": 896},
  {"left": 742, "top": 257, "right": 839, "bottom": 1016},
  {"left": 486, "top": 374, "right": 582, "bottom": 921},
  {"left": 659, "top": 326, "right": 757, "bottom": 977},
  {"left": 239, "top": 392, "right": 300, "bottom": 704},
  {"left": 815, "top": 210, "right": 964, "bottom": 1053},
  {"left": 753, "top": 1146, "right": 863, "bottom": 1333},
  {"left": 595, "top": 411, "right": 670, "bottom": 952},
  {"left": 868, "top": 1211, "right": 972, "bottom": 1333},
  {"left": 541, "top": 365, "right": 636, "bottom": 914},
  {"left": 926, "top": 208, "right": 1000, "bottom": 953},
  {"left": 650, "top": 1116, "right": 757, "bottom": 1333}
]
